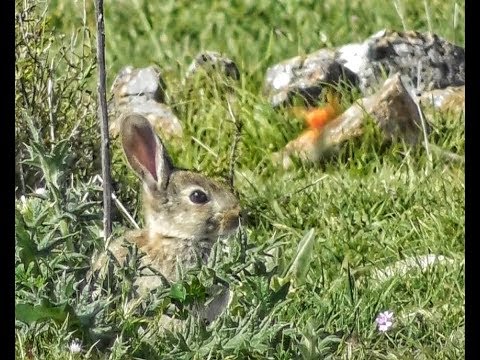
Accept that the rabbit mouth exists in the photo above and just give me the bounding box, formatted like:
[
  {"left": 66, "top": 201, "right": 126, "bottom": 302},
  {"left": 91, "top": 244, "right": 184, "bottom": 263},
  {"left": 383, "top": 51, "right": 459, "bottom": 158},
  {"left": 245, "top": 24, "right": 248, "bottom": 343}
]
[
  {"left": 205, "top": 210, "right": 240, "bottom": 237},
  {"left": 218, "top": 225, "right": 238, "bottom": 237},
  {"left": 218, "top": 214, "right": 241, "bottom": 236}
]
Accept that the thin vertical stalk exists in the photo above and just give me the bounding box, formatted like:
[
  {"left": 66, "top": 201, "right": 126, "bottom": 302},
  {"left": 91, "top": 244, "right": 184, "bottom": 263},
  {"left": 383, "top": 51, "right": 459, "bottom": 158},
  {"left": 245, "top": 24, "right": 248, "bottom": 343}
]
[{"left": 94, "top": 0, "right": 112, "bottom": 240}]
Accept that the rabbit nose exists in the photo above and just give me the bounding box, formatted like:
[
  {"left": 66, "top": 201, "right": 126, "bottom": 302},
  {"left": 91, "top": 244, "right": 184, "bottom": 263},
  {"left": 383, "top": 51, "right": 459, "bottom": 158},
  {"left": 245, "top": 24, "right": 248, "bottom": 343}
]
[
  {"left": 219, "top": 206, "right": 241, "bottom": 233},
  {"left": 226, "top": 206, "right": 241, "bottom": 221},
  {"left": 233, "top": 206, "right": 242, "bottom": 222}
]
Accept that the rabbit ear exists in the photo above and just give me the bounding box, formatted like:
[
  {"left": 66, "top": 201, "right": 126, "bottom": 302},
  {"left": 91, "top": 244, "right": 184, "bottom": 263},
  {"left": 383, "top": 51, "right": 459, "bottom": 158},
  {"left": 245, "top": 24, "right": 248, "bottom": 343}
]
[{"left": 120, "top": 114, "right": 174, "bottom": 191}]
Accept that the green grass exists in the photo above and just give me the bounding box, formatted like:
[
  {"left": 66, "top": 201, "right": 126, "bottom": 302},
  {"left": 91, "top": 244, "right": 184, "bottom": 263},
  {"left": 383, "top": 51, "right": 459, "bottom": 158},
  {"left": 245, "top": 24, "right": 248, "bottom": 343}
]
[{"left": 15, "top": 0, "right": 464, "bottom": 358}]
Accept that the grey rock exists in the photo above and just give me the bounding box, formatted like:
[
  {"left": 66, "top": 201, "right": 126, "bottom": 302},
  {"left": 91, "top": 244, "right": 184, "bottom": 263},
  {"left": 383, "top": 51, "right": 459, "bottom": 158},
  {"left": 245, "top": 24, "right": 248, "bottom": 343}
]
[
  {"left": 336, "top": 29, "right": 465, "bottom": 94},
  {"left": 109, "top": 98, "right": 183, "bottom": 139},
  {"left": 419, "top": 85, "right": 465, "bottom": 112},
  {"left": 320, "top": 72, "right": 430, "bottom": 149},
  {"left": 264, "top": 49, "right": 359, "bottom": 107},
  {"left": 111, "top": 65, "right": 166, "bottom": 103},
  {"left": 185, "top": 51, "right": 240, "bottom": 81},
  {"left": 265, "top": 30, "right": 464, "bottom": 107},
  {"left": 109, "top": 66, "right": 183, "bottom": 139}
]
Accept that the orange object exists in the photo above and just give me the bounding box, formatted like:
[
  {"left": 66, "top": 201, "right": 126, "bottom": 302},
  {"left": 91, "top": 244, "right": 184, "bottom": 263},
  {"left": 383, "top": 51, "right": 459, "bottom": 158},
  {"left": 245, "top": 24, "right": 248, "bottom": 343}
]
[
  {"left": 280, "top": 91, "right": 344, "bottom": 166},
  {"left": 304, "top": 106, "right": 337, "bottom": 129},
  {"left": 304, "top": 90, "right": 342, "bottom": 130}
]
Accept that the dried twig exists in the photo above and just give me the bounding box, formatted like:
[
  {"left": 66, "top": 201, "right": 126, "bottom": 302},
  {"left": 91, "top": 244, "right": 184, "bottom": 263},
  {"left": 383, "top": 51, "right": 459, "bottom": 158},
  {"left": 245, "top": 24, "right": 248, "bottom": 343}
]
[
  {"left": 94, "top": 0, "right": 112, "bottom": 240},
  {"left": 278, "top": 175, "right": 329, "bottom": 202},
  {"left": 429, "top": 144, "right": 465, "bottom": 164},
  {"left": 94, "top": 175, "right": 139, "bottom": 229},
  {"left": 47, "top": 63, "right": 55, "bottom": 148},
  {"left": 226, "top": 99, "right": 242, "bottom": 189},
  {"left": 415, "top": 63, "right": 432, "bottom": 162},
  {"left": 17, "top": 149, "right": 26, "bottom": 196},
  {"left": 393, "top": 0, "right": 408, "bottom": 31},
  {"left": 423, "top": 0, "right": 433, "bottom": 34},
  {"left": 453, "top": 3, "right": 459, "bottom": 43}
]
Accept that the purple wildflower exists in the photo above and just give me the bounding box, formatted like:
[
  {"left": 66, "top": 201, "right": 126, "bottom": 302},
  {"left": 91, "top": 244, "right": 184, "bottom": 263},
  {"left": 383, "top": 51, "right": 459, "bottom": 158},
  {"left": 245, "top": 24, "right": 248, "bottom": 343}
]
[{"left": 375, "top": 310, "right": 394, "bottom": 332}]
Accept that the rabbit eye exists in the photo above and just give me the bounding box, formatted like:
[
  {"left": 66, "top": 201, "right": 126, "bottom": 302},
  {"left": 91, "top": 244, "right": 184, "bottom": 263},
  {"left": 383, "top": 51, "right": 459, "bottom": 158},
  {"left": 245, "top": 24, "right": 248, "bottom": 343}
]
[{"left": 189, "top": 190, "right": 209, "bottom": 204}]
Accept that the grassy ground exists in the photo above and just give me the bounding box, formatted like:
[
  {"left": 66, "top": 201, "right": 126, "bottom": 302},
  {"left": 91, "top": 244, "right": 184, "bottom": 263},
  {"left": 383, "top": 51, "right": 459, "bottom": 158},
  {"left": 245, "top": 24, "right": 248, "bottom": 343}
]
[{"left": 15, "top": 0, "right": 464, "bottom": 358}]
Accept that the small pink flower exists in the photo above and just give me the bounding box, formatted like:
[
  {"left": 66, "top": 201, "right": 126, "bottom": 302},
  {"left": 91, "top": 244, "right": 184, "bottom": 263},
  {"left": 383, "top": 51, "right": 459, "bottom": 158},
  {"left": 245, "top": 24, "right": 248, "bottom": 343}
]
[{"left": 375, "top": 310, "right": 394, "bottom": 332}]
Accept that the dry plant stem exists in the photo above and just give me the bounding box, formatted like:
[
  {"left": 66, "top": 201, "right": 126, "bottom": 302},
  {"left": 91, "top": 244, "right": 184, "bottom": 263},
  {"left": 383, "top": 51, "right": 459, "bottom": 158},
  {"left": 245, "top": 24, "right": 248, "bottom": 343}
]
[
  {"left": 94, "top": 175, "right": 140, "bottom": 229},
  {"left": 47, "top": 65, "right": 55, "bottom": 147},
  {"left": 414, "top": 63, "right": 432, "bottom": 162},
  {"left": 288, "top": 175, "right": 328, "bottom": 198},
  {"left": 417, "top": 102, "right": 431, "bottom": 162},
  {"left": 227, "top": 99, "right": 242, "bottom": 189},
  {"left": 393, "top": 0, "right": 408, "bottom": 31},
  {"left": 94, "top": 0, "right": 113, "bottom": 240},
  {"left": 453, "top": 3, "right": 459, "bottom": 43},
  {"left": 18, "top": 150, "right": 26, "bottom": 196},
  {"left": 423, "top": 0, "right": 432, "bottom": 34},
  {"left": 429, "top": 144, "right": 465, "bottom": 164}
]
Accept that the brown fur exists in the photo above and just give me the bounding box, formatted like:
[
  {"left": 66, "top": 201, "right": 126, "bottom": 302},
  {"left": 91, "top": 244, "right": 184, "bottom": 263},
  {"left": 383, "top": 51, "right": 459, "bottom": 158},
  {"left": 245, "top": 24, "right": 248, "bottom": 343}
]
[{"left": 92, "top": 113, "right": 240, "bottom": 324}]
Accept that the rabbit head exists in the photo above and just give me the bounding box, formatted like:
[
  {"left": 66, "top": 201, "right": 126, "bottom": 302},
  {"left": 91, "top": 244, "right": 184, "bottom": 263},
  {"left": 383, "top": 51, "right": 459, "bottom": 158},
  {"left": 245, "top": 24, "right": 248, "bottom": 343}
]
[{"left": 120, "top": 113, "right": 241, "bottom": 243}]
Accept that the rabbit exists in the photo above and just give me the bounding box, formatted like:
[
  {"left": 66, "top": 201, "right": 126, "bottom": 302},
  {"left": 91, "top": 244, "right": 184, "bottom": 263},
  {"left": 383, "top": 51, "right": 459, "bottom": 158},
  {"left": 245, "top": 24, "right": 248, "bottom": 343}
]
[{"left": 92, "top": 113, "right": 241, "bottom": 325}]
